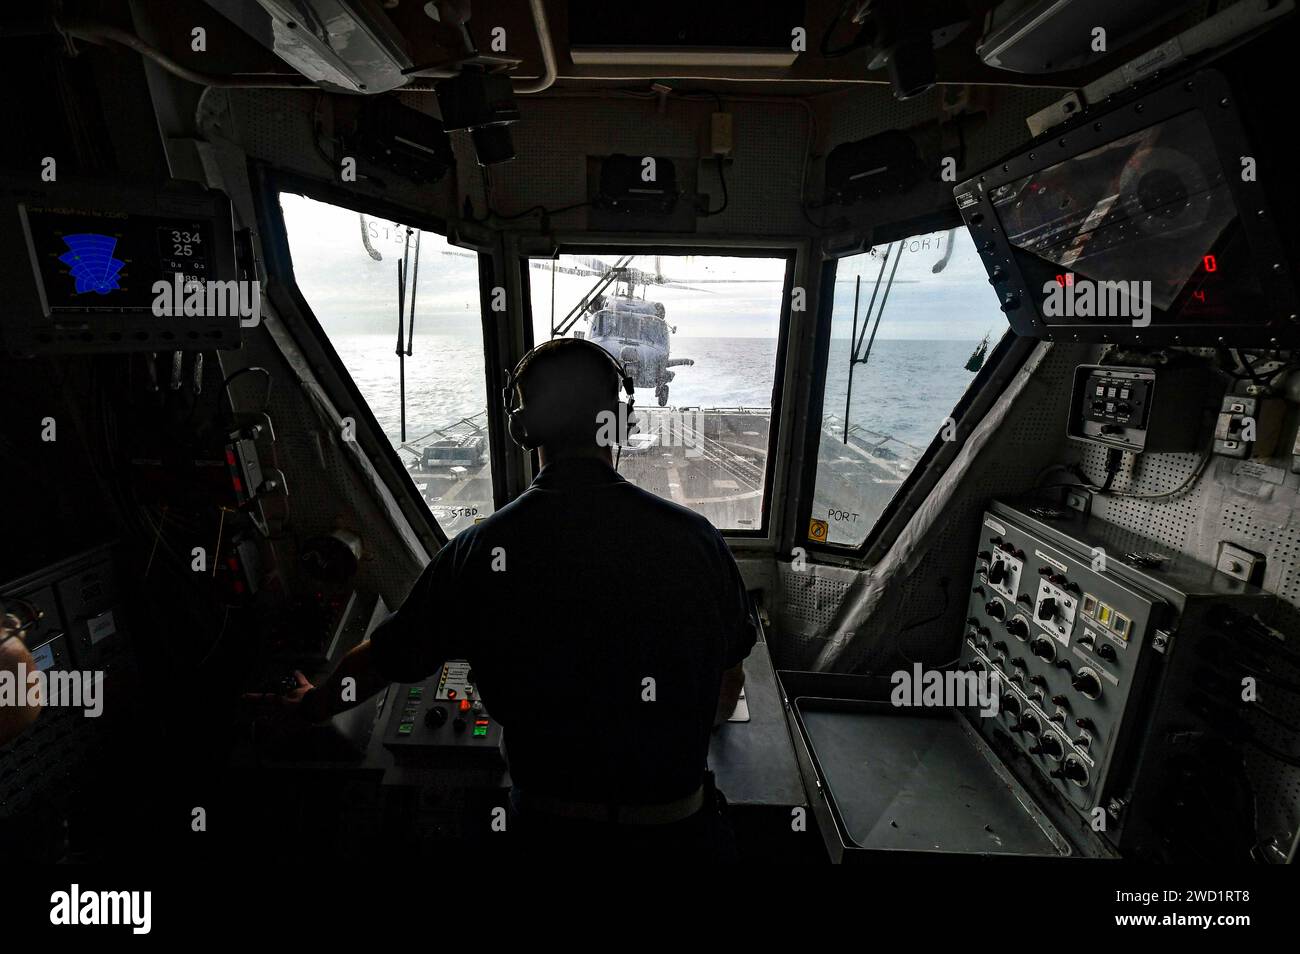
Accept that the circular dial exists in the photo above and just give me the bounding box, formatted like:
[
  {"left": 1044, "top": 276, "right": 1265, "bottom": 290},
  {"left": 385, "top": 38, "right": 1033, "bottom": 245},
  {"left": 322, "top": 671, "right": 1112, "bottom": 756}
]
[
  {"left": 1062, "top": 755, "right": 1090, "bottom": 788},
  {"left": 1001, "top": 693, "right": 1022, "bottom": 719},
  {"left": 1030, "top": 635, "right": 1057, "bottom": 662},
  {"left": 1006, "top": 615, "right": 1030, "bottom": 641},
  {"left": 1038, "top": 731, "right": 1066, "bottom": 762},
  {"left": 985, "top": 599, "right": 1007, "bottom": 621},
  {"left": 1019, "top": 711, "right": 1043, "bottom": 739},
  {"left": 1072, "top": 667, "right": 1103, "bottom": 700}
]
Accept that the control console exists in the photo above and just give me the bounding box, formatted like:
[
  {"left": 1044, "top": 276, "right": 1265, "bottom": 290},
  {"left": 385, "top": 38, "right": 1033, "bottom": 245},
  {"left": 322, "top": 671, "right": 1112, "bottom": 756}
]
[
  {"left": 382, "top": 660, "right": 502, "bottom": 762},
  {"left": 960, "top": 499, "right": 1272, "bottom": 855}
]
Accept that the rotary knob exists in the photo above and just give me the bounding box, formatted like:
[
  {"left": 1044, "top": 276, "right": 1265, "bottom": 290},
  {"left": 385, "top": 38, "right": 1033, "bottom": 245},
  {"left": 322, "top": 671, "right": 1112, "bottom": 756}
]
[
  {"left": 424, "top": 705, "right": 448, "bottom": 728},
  {"left": 985, "top": 599, "right": 1007, "bottom": 621},
  {"left": 1006, "top": 616, "right": 1030, "bottom": 641},
  {"left": 1001, "top": 693, "right": 1022, "bottom": 719},
  {"left": 1020, "top": 711, "right": 1043, "bottom": 739},
  {"left": 1062, "top": 755, "right": 1090, "bottom": 788},
  {"left": 988, "top": 560, "right": 1008, "bottom": 585},
  {"left": 1036, "top": 597, "right": 1058, "bottom": 621},
  {"left": 1030, "top": 635, "right": 1057, "bottom": 663},
  {"left": 1038, "top": 731, "right": 1065, "bottom": 762},
  {"left": 1072, "top": 667, "right": 1103, "bottom": 700}
]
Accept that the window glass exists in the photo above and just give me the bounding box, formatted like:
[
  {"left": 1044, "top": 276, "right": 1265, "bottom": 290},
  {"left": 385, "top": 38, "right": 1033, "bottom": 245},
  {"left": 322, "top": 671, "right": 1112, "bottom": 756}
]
[
  {"left": 810, "top": 227, "right": 1007, "bottom": 548},
  {"left": 527, "top": 253, "right": 787, "bottom": 531},
  {"left": 280, "top": 193, "right": 493, "bottom": 536}
]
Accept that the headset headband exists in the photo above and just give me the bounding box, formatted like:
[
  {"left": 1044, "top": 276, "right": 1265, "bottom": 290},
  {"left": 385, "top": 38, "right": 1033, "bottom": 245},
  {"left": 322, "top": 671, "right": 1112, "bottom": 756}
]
[{"left": 505, "top": 337, "right": 634, "bottom": 401}]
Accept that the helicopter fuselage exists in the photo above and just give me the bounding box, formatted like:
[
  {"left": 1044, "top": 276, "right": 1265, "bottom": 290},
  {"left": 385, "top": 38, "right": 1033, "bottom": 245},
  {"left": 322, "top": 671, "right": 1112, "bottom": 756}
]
[{"left": 586, "top": 296, "right": 693, "bottom": 405}]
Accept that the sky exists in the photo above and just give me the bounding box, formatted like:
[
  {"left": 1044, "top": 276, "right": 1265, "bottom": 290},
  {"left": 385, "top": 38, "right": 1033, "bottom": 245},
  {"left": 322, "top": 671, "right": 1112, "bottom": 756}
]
[{"left": 280, "top": 192, "right": 1004, "bottom": 343}]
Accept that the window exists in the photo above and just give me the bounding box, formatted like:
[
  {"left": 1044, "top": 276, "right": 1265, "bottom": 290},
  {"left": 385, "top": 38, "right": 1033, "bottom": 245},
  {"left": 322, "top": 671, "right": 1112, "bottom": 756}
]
[
  {"left": 810, "top": 227, "right": 1008, "bottom": 549},
  {"left": 280, "top": 193, "right": 493, "bottom": 536},
  {"left": 527, "top": 252, "right": 788, "bottom": 532}
]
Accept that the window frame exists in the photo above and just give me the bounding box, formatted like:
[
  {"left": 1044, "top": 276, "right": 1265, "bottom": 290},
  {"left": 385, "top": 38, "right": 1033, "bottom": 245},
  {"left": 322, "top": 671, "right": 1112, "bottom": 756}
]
[
  {"left": 798, "top": 210, "right": 1035, "bottom": 563},
  {"left": 256, "top": 168, "right": 507, "bottom": 544},
  {"left": 518, "top": 243, "right": 797, "bottom": 540}
]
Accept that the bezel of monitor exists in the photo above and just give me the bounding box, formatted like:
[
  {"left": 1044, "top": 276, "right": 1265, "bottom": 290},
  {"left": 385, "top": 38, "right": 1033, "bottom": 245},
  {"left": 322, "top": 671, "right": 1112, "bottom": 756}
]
[
  {"left": 953, "top": 68, "right": 1298, "bottom": 347},
  {"left": 0, "top": 177, "right": 242, "bottom": 355}
]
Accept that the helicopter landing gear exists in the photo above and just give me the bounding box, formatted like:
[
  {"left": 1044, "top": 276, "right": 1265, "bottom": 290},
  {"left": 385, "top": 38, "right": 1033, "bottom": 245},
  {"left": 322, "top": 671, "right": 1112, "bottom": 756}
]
[{"left": 655, "top": 385, "right": 669, "bottom": 407}]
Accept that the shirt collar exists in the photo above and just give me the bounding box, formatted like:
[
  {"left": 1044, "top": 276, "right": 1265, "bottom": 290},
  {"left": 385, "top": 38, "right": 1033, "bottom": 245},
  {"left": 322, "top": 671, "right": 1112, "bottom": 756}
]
[{"left": 532, "top": 457, "right": 625, "bottom": 489}]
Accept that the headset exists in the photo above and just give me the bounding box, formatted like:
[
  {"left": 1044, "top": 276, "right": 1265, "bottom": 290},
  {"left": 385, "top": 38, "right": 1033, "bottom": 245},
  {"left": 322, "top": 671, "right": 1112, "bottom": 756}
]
[{"left": 502, "top": 337, "right": 637, "bottom": 451}]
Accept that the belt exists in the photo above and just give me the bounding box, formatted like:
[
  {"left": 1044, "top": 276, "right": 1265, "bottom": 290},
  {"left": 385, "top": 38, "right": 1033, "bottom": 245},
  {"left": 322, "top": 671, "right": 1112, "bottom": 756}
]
[{"left": 523, "top": 785, "right": 706, "bottom": 826}]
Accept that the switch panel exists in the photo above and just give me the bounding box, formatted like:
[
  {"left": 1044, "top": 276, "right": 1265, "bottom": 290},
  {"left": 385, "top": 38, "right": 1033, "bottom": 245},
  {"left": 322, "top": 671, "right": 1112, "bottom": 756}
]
[
  {"left": 961, "top": 500, "right": 1272, "bottom": 856},
  {"left": 383, "top": 660, "right": 503, "bottom": 761},
  {"left": 1066, "top": 363, "right": 1222, "bottom": 453}
]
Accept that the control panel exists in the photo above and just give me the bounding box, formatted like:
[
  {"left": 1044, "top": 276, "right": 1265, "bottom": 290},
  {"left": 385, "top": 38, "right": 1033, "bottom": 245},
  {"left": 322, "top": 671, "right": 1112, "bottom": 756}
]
[
  {"left": 1066, "top": 363, "right": 1222, "bottom": 453},
  {"left": 965, "top": 509, "right": 1161, "bottom": 820},
  {"left": 960, "top": 500, "right": 1273, "bottom": 855},
  {"left": 382, "top": 660, "right": 502, "bottom": 761}
]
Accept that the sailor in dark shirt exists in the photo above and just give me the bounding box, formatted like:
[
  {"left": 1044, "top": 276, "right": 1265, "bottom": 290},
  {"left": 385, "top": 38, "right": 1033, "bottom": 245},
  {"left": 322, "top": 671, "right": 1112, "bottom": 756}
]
[{"left": 283, "top": 337, "right": 757, "bottom": 857}]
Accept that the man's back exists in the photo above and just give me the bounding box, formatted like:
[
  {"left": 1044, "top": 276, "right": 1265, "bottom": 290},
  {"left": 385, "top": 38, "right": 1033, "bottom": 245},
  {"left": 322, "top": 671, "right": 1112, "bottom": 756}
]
[{"left": 369, "top": 457, "right": 757, "bottom": 804}]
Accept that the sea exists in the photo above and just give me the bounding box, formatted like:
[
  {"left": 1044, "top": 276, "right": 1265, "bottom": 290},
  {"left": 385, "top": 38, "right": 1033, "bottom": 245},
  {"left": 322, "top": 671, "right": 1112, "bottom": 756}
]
[{"left": 333, "top": 332, "right": 983, "bottom": 453}]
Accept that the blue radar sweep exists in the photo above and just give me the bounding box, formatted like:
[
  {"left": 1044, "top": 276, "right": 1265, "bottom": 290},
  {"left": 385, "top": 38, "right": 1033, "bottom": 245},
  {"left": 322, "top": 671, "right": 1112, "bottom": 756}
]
[{"left": 58, "top": 233, "right": 126, "bottom": 294}]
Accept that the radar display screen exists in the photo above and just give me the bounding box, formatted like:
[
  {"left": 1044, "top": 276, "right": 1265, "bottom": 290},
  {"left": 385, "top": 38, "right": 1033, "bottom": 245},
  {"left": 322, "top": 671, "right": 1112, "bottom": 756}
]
[
  {"left": 20, "top": 205, "right": 215, "bottom": 314},
  {"left": 988, "top": 109, "right": 1256, "bottom": 324}
]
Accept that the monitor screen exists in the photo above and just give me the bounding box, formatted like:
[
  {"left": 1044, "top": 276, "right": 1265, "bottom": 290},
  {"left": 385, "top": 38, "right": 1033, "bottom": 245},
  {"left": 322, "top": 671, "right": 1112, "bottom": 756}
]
[
  {"left": 20, "top": 205, "right": 216, "bottom": 314},
  {"left": 987, "top": 109, "right": 1257, "bottom": 325}
]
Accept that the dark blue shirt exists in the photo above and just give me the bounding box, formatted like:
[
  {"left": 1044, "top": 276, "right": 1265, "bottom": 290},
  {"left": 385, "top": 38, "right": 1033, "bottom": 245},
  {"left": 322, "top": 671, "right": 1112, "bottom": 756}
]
[{"left": 369, "top": 457, "right": 757, "bottom": 804}]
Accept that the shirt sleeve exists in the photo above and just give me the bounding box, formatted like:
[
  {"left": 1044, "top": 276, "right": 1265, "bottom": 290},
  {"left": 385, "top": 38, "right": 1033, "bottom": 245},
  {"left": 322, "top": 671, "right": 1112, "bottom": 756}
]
[
  {"left": 368, "top": 542, "right": 467, "bottom": 683},
  {"left": 716, "top": 531, "right": 758, "bottom": 670}
]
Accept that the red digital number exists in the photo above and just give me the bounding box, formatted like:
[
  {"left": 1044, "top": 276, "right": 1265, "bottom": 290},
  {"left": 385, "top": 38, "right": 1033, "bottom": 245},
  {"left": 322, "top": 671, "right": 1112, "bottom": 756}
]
[{"left": 1203, "top": 254, "right": 1217, "bottom": 273}]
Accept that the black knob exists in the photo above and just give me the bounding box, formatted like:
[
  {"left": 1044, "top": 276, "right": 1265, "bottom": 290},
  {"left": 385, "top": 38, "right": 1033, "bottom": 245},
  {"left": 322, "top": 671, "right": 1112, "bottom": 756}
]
[
  {"left": 988, "top": 561, "right": 1008, "bottom": 585},
  {"left": 1072, "top": 668, "right": 1102, "bottom": 700},
  {"left": 1037, "top": 598, "right": 1058, "bottom": 621},
  {"left": 978, "top": 550, "right": 992, "bottom": 561},
  {"left": 1051, "top": 694, "right": 1069, "bottom": 707},
  {"left": 1075, "top": 717, "right": 1096, "bottom": 732},
  {"left": 1011, "top": 657, "right": 1028, "bottom": 670},
  {"left": 986, "top": 600, "right": 1007, "bottom": 620},
  {"left": 1001, "top": 694, "right": 1022, "bottom": 717},
  {"left": 966, "top": 616, "right": 981, "bottom": 627},
  {"left": 424, "top": 705, "right": 448, "bottom": 728},
  {"left": 1098, "top": 643, "right": 1117, "bottom": 662},
  {"left": 1031, "top": 635, "right": 1057, "bottom": 662},
  {"left": 1006, "top": 617, "right": 1030, "bottom": 640},
  {"left": 1039, "top": 733, "right": 1065, "bottom": 761},
  {"left": 1030, "top": 675, "right": 1047, "bottom": 687},
  {"left": 993, "top": 640, "right": 1009, "bottom": 652},
  {"left": 452, "top": 716, "right": 467, "bottom": 734},
  {"left": 972, "top": 585, "right": 986, "bottom": 597},
  {"left": 1062, "top": 756, "right": 1089, "bottom": 786}
]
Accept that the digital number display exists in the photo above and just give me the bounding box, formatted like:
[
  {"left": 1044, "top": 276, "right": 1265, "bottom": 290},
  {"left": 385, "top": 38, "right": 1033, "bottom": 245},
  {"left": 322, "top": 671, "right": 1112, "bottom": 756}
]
[{"left": 21, "top": 206, "right": 214, "bottom": 313}]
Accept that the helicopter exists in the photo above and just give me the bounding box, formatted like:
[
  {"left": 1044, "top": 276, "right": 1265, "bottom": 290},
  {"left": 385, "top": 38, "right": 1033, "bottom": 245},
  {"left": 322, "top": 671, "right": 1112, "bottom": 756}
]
[{"left": 544, "top": 255, "right": 700, "bottom": 407}]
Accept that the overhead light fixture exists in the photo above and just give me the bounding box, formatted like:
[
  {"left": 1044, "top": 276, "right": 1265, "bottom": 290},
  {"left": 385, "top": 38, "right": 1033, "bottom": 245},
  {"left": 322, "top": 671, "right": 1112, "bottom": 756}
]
[{"left": 203, "top": 0, "right": 413, "bottom": 93}]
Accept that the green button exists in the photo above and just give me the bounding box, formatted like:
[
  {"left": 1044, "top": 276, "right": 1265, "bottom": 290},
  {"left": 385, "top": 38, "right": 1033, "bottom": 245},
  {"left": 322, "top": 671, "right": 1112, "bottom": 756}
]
[
  {"left": 472, "top": 726, "right": 488, "bottom": 737},
  {"left": 398, "top": 723, "right": 414, "bottom": 735},
  {"left": 407, "top": 687, "right": 423, "bottom": 698}
]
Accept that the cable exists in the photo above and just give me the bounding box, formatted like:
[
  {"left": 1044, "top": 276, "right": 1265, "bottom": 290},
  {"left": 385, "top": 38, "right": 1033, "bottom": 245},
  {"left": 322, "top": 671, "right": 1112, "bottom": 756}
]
[
  {"left": 223, "top": 367, "right": 273, "bottom": 415},
  {"left": 1104, "top": 449, "right": 1212, "bottom": 501},
  {"left": 895, "top": 576, "right": 953, "bottom": 665},
  {"left": 698, "top": 155, "right": 729, "bottom": 217}
]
